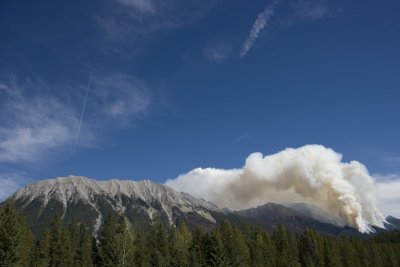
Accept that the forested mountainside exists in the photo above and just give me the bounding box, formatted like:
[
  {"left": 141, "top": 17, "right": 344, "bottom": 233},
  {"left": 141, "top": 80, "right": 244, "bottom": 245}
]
[
  {"left": 1, "top": 202, "right": 400, "bottom": 267},
  {"left": 5, "top": 176, "right": 399, "bottom": 239}
]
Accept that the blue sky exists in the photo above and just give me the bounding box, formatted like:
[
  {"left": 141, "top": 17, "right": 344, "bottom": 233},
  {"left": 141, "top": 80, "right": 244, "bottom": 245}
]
[{"left": 0, "top": 0, "right": 400, "bottom": 201}]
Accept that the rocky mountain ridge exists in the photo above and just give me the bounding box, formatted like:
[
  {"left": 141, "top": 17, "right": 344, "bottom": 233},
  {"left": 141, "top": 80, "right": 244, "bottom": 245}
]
[
  {"left": 5, "top": 176, "right": 399, "bottom": 238},
  {"left": 8, "top": 176, "right": 220, "bottom": 236}
]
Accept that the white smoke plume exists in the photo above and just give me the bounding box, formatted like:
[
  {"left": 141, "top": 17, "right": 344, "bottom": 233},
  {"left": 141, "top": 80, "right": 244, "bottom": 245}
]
[
  {"left": 240, "top": 0, "right": 280, "bottom": 58},
  {"left": 166, "top": 145, "right": 386, "bottom": 233}
]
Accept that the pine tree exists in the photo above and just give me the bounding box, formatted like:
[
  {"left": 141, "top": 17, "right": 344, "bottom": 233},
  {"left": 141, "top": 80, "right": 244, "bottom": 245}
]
[
  {"left": 189, "top": 228, "right": 207, "bottom": 267},
  {"left": 219, "top": 220, "right": 250, "bottom": 266},
  {"left": 273, "top": 225, "right": 300, "bottom": 267},
  {"left": 232, "top": 227, "right": 250, "bottom": 266},
  {"left": 132, "top": 231, "right": 146, "bottom": 267},
  {"left": 299, "top": 229, "right": 324, "bottom": 267},
  {"left": 169, "top": 222, "right": 192, "bottom": 267},
  {"left": 205, "top": 230, "right": 224, "bottom": 267},
  {"left": 99, "top": 213, "right": 120, "bottom": 267},
  {"left": 91, "top": 237, "right": 101, "bottom": 267},
  {"left": 16, "top": 209, "right": 34, "bottom": 266},
  {"left": 68, "top": 218, "right": 80, "bottom": 267},
  {"left": 38, "top": 230, "right": 51, "bottom": 267},
  {"left": 78, "top": 223, "right": 93, "bottom": 267},
  {"left": 116, "top": 215, "right": 136, "bottom": 267},
  {"left": 48, "top": 213, "right": 69, "bottom": 267},
  {"left": 248, "top": 227, "right": 276, "bottom": 267},
  {"left": 339, "top": 237, "right": 359, "bottom": 267},
  {"left": 99, "top": 213, "right": 137, "bottom": 267},
  {"left": 146, "top": 216, "right": 169, "bottom": 266},
  {"left": 323, "top": 236, "right": 343, "bottom": 267},
  {"left": 0, "top": 202, "right": 20, "bottom": 266}
]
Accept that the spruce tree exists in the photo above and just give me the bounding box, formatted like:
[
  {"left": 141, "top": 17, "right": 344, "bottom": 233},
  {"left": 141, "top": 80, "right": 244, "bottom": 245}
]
[
  {"left": 48, "top": 213, "right": 69, "bottom": 267},
  {"left": 146, "top": 216, "right": 169, "bottom": 266},
  {"left": 299, "top": 229, "right": 324, "bottom": 267},
  {"left": 249, "top": 228, "right": 276, "bottom": 267},
  {"left": 99, "top": 214, "right": 120, "bottom": 267},
  {"left": 116, "top": 215, "right": 136, "bottom": 267},
  {"left": 38, "top": 230, "right": 51, "bottom": 267},
  {"left": 205, "top": 230, "right": 224, "bottom": 267},
  {"left": 323, "top": 237, "right": 343, "bottom": 267},
  {"left": 16, "top": 209, "right": 34, "bottom": 266},
  {"left": 189, "top": 228, "right": 207, "bottom": 267},
  {"left": 219, "top": 220, "right": 235, "bottom": 266},
  {"left": 231, "top": 227, "right": 250, "bottom": 266},
  {"left": 339, "top": 237, "right": 358, "bottom": 267},
  {"left": 273, "top": 225, "right": 300, "bottom": 267},
  {"left": 68, "top": 218, "right": 80, "bottom": 267},
  {"left": 169, "top": 222, "right": 191, "bottom": 267},
  {"left": 78, "top": 223, "right": 93, "bottom": 267},
  {"left": 0, "top": 202, "right": 20, "bottom": 266},
  {"left": 91, "top": 237, "right": 101, "bottom": 267}
]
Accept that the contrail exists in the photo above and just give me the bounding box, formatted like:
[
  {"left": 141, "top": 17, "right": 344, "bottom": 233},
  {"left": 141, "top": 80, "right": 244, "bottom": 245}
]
[{"left": 74, "top": 73, "right": 93, "bottom": 150}]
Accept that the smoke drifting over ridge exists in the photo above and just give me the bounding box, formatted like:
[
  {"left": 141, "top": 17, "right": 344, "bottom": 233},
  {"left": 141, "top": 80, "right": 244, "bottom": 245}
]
[{"left": 166, "top": 145, "right": 386, "bottom": 233}]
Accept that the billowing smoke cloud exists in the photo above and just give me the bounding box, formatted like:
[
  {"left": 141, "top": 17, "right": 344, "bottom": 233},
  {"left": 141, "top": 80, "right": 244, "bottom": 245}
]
[
  {"left": 240, "top": 0, "right": 280, "bottom": 58},
  {"left": 166, "top": 145, "right": 386, "bottom": 233}
]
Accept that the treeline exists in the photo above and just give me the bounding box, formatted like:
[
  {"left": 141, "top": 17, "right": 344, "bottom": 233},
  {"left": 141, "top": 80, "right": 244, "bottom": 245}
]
[{"left": 1, "top": 203, "right": 400, "bottom": 267}]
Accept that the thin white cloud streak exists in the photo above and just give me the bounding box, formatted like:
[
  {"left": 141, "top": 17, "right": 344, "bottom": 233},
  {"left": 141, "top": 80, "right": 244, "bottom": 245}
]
[
  {"left": 234, "top": 131, "right": 254, "bottom": 143},
  {"left": 204, "top": 42, "right": 233, "bottom": 63},
  {"left": 0, "top": 173, "right": 30, "bottom": 201},
  {"left": 93, "top": 73, "right": 151, "bottom": 124},
  {"left": 166, "top": 145, "right": 386, "bottom": 233},
  {"left": 240, "top": 0, "right": 280, "bottom": 58},
  {"left": 115, "top": 0, "right": 156, "bottom": 14},
  {"left": 291, "top": 0, "right": 328, "bottom": 20},
  {"left": 97, "top": 0, "right": 222, "bottom": 47},
  {"left": 0, "top": 78, "right": 78, "bottom": 162},
  {"left": 240, "top": 0, "right": 331, "bottom": 57},
  {"left": 382, "top": 156, "right": 400, "bottom": 164}
]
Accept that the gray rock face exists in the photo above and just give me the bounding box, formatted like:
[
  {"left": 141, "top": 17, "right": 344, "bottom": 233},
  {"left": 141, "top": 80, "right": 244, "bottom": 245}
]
[
  {"left": 7, "top": 175, "right": 398, "bottom": 238},
  {"left": 8, "top": 176, "right": 220, "bottom": 236}
]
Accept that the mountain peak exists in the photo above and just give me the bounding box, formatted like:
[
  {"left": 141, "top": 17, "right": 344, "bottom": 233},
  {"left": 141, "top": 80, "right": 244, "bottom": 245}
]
[{"left": 9, "top": 176, "right": 220, "bottom": 236}]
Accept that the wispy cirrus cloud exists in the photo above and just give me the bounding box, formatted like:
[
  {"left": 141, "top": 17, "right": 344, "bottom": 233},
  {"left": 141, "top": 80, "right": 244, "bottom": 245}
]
[
  {"left": 240, "top": 0, "right": 332, "bottom": 58},
  {"left": 0, "top": 76, "right": 78, "bottom": 162},
  {"left": 291, "top": 0, "right": 329, "bottom": 20},
  {"left": 203, "top": 42, "right": 233, "bottom": 63},
  {"left": 0, "top": 72, "right": 153, "bottom": 163},
  {"left": 382, "top": 155, "right": 400, "bottom": 165},
  {"left": 97, "top": 0, "right": 222, "bottom": 42},
  {"left": 240, "top": 0, "right": 281, "bottom": 58},
  {"left": 234, "top": 131, "right": 254, "bottom": 143},
  {"left": 0, "top": 172, "right": 30, "bottom": 201},
  {"left": 93, "top": 73, "right": 152, "bottom": 124},
  {"left": 115, "top": 0, "right": 156, "bottom": 14}
]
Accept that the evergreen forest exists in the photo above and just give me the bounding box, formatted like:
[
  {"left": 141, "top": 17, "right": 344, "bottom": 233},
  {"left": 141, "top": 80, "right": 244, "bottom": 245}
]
[{"left": 1, "top": 202, "right": 400, "bottom": 267}]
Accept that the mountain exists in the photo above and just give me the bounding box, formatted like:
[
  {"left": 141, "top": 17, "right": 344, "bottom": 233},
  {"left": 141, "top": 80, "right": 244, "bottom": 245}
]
[
  {"left": 6, "top": 176, "right": 397, "bottom": 238},
  {"left": 385, "top": 216, "right": 400, "bottom": 230},
  {"left": 283, "top": 202, "right": 346, "bottom": 227},
  {"left": 7, "top": 176, "right": 221, "bottom": 236},
  {"left": 234, "top": 203, "right": 343, "bottom": 235}
]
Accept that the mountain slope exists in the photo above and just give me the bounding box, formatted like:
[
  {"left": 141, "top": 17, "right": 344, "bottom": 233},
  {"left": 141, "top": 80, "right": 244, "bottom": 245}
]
[
  {"left": 283, "top": 202, "right": 346, "bottom": 227},
  {"left": 7, "top": 176, "right": 220, "bottom": 236},
  {"left": 234, "top": 203, "right": 343, "bottom": 235},
  {"left": 7, "top": 176, "right": 397, "bottom": 238}
]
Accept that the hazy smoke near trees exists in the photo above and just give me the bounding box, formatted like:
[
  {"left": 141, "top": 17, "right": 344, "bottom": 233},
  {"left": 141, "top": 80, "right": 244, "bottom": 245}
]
[{"left": 166, "top": 145, "right": 386, "bottom": 233}]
